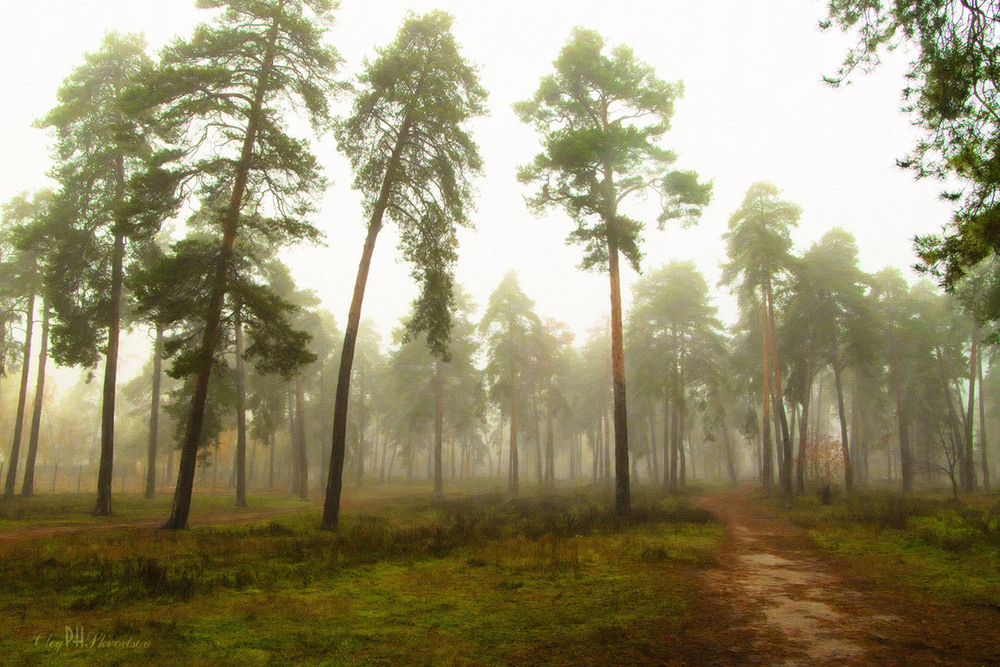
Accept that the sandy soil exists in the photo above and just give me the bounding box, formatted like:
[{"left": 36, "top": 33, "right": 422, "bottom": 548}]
[{"left": 690, "top": 489, "right": 1000, "bottom": 666}]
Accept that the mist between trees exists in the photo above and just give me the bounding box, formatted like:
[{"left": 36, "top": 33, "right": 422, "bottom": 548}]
[{"left": 1, "top": 0, "right": 998, "bottom": 529}]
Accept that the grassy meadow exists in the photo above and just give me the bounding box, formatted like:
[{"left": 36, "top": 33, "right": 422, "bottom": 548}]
[
  {"left": 0, "top": 483, "right": 720, "bottom": 666},
  {"left": 779, "top": 487, "right": 1000, "bottom": 609}
]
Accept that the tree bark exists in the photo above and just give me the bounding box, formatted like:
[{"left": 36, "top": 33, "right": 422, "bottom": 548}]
[
  {"left": 145, "top": 325, "right": 164, "bottom": 499},
  {"left": 765, "top": 278, "right": 793, "bottom": 508},
  {"left": 545, "top": 381, "right": 555, "bottom": 487},
  {"left": 759, "top": 298, "right": 774, "bottom": 495},
  {"left": 978, "top": 345, "right": 990, "bottom": 490},
  {"left": 606, "top": 232, "right": 631, "bottom": 521},
  {"left": 962, "top": 321, "right": 978, "bottom": 492},
  {"left": 832, "top": 358, "right": 853, "bottom": 494},
  {"left": 796, "top": 359, "right": 813, "bottom": 494},
  {"left": 234, "top": 314, "right": 247, "bottom": 507},
  {"left": 295, "top": 374, "right": 307, "bottom": 500},
  {"left": 433, "top": 362, "right": 444, "bottom": 496},
  {"left": 322, "top": 118, "right": 413, "bottom": 530},
  {"left": 662, "top": 395, "right": 670, "bottom": 489},
  {"left": 21, "top": 301, "right": 49, "bottom": 496},
  {"left": 93, "top": 143, "right": 130, "bottom": 516},
  {"left": 5, "top": 291, "right": 36, "bottom": 497},
  {"left": 509, "top": 373, "right": 519, "bottom": 492},
  {"left": 163, "top": 14, "right": 281, "bottom": 529}
]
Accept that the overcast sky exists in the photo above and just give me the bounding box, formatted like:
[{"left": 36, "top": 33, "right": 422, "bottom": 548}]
[{"left": 0, "top": 0, "right": 955, "bottom": 373}]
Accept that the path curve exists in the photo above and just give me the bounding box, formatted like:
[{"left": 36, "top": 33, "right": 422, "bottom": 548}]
[{"left": 694, "top": 488, "right": 1000, "bottom": 666}]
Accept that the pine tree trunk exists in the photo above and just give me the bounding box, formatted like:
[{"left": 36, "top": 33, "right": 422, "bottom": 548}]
[
  {"left": 832, "top": 358, "right": 853, "bottom": 494},
  {"left": 268, "top": 432, "right": 275, "bottom": 491},
  {"left": 978, "top": 347, "right": 990, "bottom": 490},
  {"left": 759, "top": 298, "right": 774, "bottom": 495},
  {"left": 719, "top": 402, "right": 737, "bottom": 485},
  {"left": 288, "top": 390, "right": 299, "bottom": 493},
  {"left": 606, "top": 232, "right": 631, "bottom": 521},
  {"left": 533, "top": 396, "right": 542, "bottom": 485},
  {"left": 322, "top": 119, "right": 413, "bottom": 530},
  {"left": 295, "top": 374, "right": 307, "bottom": 500},
  {"left": 93, "top": 149, "right": 129, "bottom": 517},
  {"left": 433, "top": 362, "right": 444, "bottom": 496},
  {"left": 766, "top": 279, "right": 793, "bottom": 507},
  {"left": 509, "top": 377, "right": 519, "bottom": 492},
  {"left": 796, "top": 360, "right": 813, "bottom": 494},
  {"left": 545, "top": 381, "right": 555, "bottom": 487},
  {"left": 678, "top": 387, "right": 687, "bottom": 489},
  {"left": 649, "top": 410, "right": 659, "bottom": 484},
  {"left": 163, "top": 15, "right": 281, "bottom": 529},
  {"left": 963, "top": 321, "right": 978, "bottom": 492},
  {"left": 5, "top": 291, "right": 36, "bottom": 497},
  {"left": 234, "top": 314, "right": 248, "bottom": 507},
  {"left": 669, "top": 390, "right": 680, "bottom": 492},
  {"left": 21, "top": 301, "right": 50, "bottom": 496},
  {"left": 145, "top": 325, "right": 164, "bottom": 499},
  {"left": 662, "top": 395, "right": 670, "bottom": 489}
]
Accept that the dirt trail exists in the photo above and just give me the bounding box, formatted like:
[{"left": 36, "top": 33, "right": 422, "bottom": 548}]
[{"left": 692, "top": 489, "right": 1000, "bottom": 666}]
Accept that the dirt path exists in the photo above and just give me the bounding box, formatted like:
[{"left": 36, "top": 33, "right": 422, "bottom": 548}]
[{"left": 691, "top": 489, "right": 1000, "bottom": 666}]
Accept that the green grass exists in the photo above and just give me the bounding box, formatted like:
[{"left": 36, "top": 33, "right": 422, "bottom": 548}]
[
  {"left": 780, "top": 488, "right": 1000, "bottom": 608},
  {"left": 0, "top": 492, "right": 308, "bottom": 530},
  {"left": 0, "top": 486, "right": 722, "bottom": 666}
]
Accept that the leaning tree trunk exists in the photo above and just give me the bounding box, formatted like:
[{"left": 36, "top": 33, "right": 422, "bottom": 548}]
[
  {"left": 5, "top": 291, "right": 36, "bottom": 497},
  {"left": 163, "top": 16, "right": 280, "bottom": 530},
  {"left": 20, "top": 301, "right": 50, "bottom": 496},
  {"left": 322, "top": 118, "right": 412, "bottom": 530},
  {"left": 234, "top": 313, "right": 248, "bottom": 507}
]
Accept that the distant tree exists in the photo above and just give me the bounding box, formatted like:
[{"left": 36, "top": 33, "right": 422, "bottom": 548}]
[
  {"left": 322, "top": 11, "right": 486, "bottom": 530},
  {"left": 516, "top": 28, "right": 711, "bottom": 520},
  {"left": 722, "top": 182, "right": 798, "bottom": 504},
  {"left": 133, "top": 0, "right": 341, "bottom": 529},
  {"left": 628, "top": 261, "right": 724, "bottom": 492},
  {"left": 783, "top": 229, "right": 872, "bottom": 495},
  {"left": 38, "top": 32, "right": 184, "bottom": 514},
  {"left": 0, "top": 191, "right": 54, "bottom": 497},
  {"left": 869, "top": 268, "right": 921, "bottom": 491},
  {"left": 134, "top": 235, "right": 316, "bottom": 513},
  {"left": 481, "top": 272, "right": 542, "bottom": 492}
]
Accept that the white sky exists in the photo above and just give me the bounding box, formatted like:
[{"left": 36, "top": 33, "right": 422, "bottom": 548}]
[{"left": 0, "top": 0, "right": 955, "bottom": 371}]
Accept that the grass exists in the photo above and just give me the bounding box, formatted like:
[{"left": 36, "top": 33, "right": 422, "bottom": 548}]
[
  {"left": 780, "top": 487, "right": 1000, "bottom": 609},
  {"left": 0, "top": 492, "right": 307, "bottom": 530},
  {"left": 0, "top": 485, "right": 722, "bottom": 666}
]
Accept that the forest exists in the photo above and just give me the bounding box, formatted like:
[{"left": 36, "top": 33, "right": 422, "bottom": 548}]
[{"left": 2, "top": 1, "right": 1000, "bottom": 665}]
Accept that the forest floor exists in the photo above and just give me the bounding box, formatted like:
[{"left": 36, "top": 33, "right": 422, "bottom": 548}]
[
  {"left": 1, "top": 485, "right": 999, "bottom": 665},
  {"left": 690, "top": 488, "right": 1000, "bottom": 666}
]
